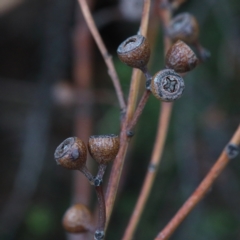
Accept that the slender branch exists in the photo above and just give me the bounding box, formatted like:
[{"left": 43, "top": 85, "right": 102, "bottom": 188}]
[
  {"left": 122, "top": 103, "right": 173, "bottom": 240},
  {"left": 121, "top": 2, "right": 174, "bottom": 239},
  {"left": 155, "top": 124, "right": 240, "bottom": 240},
  {"left": 127, "top": 90, "right": 151, "bottom": 132},
  {"left": 105, "top": 134, "right": 129, "bottom": 228},
  {"left": 77, "top": 0, "right": 126, "bottom": 111},
  {"left": 140, "top": 0, "right": 151, "bottom": 36},
  {"left": 105, "top": 0, "right": 152, "bottom": 230}
]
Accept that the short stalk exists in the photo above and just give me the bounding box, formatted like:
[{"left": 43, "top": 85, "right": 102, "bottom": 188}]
[
  {"left": 95, "top": 164, "right": 108, "bottom": 186},
  {"left": 141, "top": 65, "right": 153, "bottom": 90},
  {"left": 79, "top": 165, "right": 95, "bottom": 185},
  {"left": 94, "top": 185, "right": 106, "bottom": 240}
]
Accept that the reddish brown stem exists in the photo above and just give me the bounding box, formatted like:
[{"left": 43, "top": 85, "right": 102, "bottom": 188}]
[
  {"left": 122, "top": 2, "right": 173, "bottom": 239},
  {"left": 127, "top": 90, "right": 151, "bottom": 132},
  {"left": 122, "top": 103, "right": 173, "bottom": 240},
  {"left": 105, "top": 0, "right": 152, "bottom": 231},
  {"left": 155, "top": 125, "right": 240, "bottom": 240}
]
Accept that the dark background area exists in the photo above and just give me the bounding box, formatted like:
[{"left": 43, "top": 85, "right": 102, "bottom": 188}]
[{"left": 0, "top": 0, "right": 240, "bottom": 240}]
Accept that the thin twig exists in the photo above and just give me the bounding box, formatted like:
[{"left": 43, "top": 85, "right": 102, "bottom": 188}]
[
  {"left": 127, "top": 90, "right": 151, "bottom": 132},
  {"left": 77, "top": 0, "right": 126, "bottom": 111},
  {"left": 155, "top": 124, "right": 240, "bottom": 240},
  {"left": 121, "top": 1, "right": 173, "bottom": 239},
  {"left": 122, "top": 102, "right": 173, "bottom": 240},
  {"left": 105, "top": 0, "right": 152, "bottom": 230}
]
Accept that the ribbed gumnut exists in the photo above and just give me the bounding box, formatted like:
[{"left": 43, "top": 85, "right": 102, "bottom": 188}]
[
  {"left": 151, "top": 69, "right": 185, "bottom": 102},
  {"left": 62, "top": 204, "right": 93, "bottom": 233},
  {"left": 54, "top": 137, "right": 87, "bottom": 170},
  {"left": 165, "top": 40, "right": 198, "bottom": 73},
  {"left": 88, "top": 134, "right": 120, "bottom": 164},
  {"left": 167, "top": 13, "right": 199, "bottom": 44},
  {"left": 117, "top": 35, "right": 150, "bottom": 69}
]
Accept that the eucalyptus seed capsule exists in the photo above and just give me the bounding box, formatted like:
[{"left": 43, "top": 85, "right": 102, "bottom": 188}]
[
  {"left": 88, "top": 134, "right": 120, "bottom": 165},
  {"left": 62, "top": 204, "right": 93, "bottom": 233},
  {"left": 167, "top": 13, "right": 199, "bottom": 44},
  {"left": 151, "top": 69, "right": 185, "bottom": 102},
  {"left": 117, "top": 35, "right": 150, "bottom": 70},
  {"left": 165, "top": 40, "right": 198, "bottom": 73},
  {"left": 54, "top": 137, "right": 87, "bottom": 170}
]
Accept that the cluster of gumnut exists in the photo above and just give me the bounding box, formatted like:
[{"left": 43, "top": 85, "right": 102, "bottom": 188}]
[
  {"left": 54, "top": 134, "right": 120, "bottom": 240},
  {"left": 54, "top": 11, "right": 209, "bottom": 240},
  {"left": 117, "top": 12, "right": 209, "bottom": 101}
]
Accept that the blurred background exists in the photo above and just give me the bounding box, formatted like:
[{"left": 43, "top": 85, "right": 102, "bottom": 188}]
[{"left": 0, "top": 0, "right": 240, "bottom": 239}]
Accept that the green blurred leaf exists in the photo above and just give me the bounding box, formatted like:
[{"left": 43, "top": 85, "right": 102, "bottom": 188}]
[{"left": 25, "top": 205, "right": 54, "bottom": 236}]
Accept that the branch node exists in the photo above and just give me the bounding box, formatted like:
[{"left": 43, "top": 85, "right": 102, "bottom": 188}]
[
  {"left": 94, "top": 178, "right": 103, "bottom": 186},
  {"left": 127, "top": 130, "right": 135, "bottom": 138},
  {"left": 226, "top": 143, "right": 239, "bottom": 159},
  {"left": 148, "top": 163, "right": 157, "bottom": 172},
  {"left": 94, "top": 230, "right": 105, "bottom": 240}
]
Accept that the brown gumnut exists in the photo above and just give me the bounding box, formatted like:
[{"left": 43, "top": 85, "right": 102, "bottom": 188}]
[
  {"left": 167, "top": 13, "right": 199, "bottom": 44},
  {"left": 54, "top": 137, "right": 87, "bottom": 170},
  {"left": 117, "top": 35, "right": 150, "bottom": 70},
  {"left": 165, "top": 40, "right": 198, "bottom": 73},
  {"left": 151, "top": 69, "right": 185, "bottom": 102},
  {"left": 62, "top": 203, "right": 93, "bottom": 233},
  {"left": 88, "top": 134, "right": 120, "bottom": 165}
]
